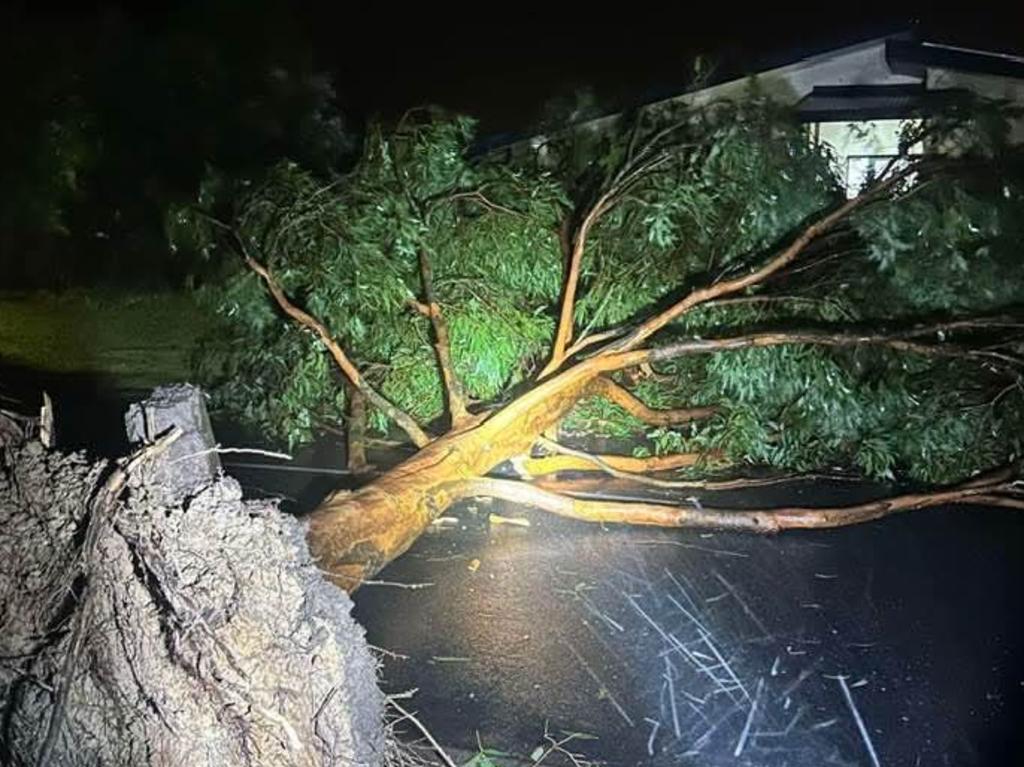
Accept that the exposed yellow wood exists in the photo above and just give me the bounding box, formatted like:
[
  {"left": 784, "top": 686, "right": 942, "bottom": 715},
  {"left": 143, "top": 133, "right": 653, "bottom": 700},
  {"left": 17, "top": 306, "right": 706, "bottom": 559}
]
[
  {"left": 592, "top": 377, "right": 716, "bottom": 426},
  {"left": 516, "top": 452, "right": 703, "bottom": 477},
  {"left": 450, "top": 471, "right": 1020, "bottom": 532}
]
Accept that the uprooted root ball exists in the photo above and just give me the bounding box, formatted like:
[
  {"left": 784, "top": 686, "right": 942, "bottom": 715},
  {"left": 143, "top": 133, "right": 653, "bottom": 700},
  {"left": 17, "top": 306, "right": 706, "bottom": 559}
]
[{"left": 0, "top": 439, "right": 386, "bottom": 766}]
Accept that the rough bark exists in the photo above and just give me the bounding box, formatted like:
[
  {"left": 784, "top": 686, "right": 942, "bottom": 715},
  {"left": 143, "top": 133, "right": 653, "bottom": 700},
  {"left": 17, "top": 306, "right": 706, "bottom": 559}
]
[{"left": 0, "top": 420, "right": 386, "bottom": 766}]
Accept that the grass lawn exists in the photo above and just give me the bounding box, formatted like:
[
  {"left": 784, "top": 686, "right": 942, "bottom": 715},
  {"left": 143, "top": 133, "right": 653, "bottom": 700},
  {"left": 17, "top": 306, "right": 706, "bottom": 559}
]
[{"left": 0, "top": 291, "right": 218, "bottom": 390}]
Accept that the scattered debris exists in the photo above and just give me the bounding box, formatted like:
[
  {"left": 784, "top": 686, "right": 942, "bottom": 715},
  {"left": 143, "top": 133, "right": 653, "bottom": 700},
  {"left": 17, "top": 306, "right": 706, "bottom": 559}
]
[{"left": 489, "top": 513, "right": 531, "bottom": 527}]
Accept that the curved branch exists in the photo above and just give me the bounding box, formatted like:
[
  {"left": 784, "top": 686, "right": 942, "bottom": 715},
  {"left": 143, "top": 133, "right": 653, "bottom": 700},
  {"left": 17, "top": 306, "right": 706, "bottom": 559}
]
[
  {"left": 542, "top": 148, "right": 676, "bottom": 378},
  {"left": 385, "top": 137, "right": 470, "bottom": 429},
  {"left": 452, "top": 467, "right": 1020, "bottom": 531},
  {"left": 242, "top": 252, "right": 432, "bottom": 448},
  {"left": 435, "top": 188, "right": 524, "bottom": 217},
  {"left": 591, "top": 376, "right": 717, "bottom": 426},
  {"left": 543, "top": 197, "right": 616, "bottom": 375},
  {"left": 516, "top": 437, "right": 725, "bottom": 490},
  {"left": 561, "top": 326, "right": 630, "bottom": 361},
  {"left": 603, "top": 327, "right": 1024, "bottom": 374},
  {"left": 605, "top": 165, "right": 918, "bottom": 354},
  {"left": 415, "top": 249, "right": 471, "bottom": 427}
]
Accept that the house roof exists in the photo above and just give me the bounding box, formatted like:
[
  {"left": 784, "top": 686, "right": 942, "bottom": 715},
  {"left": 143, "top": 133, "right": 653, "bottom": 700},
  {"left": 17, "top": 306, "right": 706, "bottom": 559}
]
[
  {"left": 475, "top": 34, "right": 1024, "bottom": 156},
  {"left": 796, "top": 84, "right": 971, "bottom": 122},
  {"left": 887, "top": 39, "right": 1024, "bottom": 81}
]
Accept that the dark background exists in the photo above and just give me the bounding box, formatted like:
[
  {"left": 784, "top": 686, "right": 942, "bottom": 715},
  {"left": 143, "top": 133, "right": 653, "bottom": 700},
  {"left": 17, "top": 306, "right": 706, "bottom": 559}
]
[
  {"left": 7, "top": 1, "right": 1024, "bottom": 135},
  {"left": 4, "top": 0, "right": 1023, "bottom": 289}
]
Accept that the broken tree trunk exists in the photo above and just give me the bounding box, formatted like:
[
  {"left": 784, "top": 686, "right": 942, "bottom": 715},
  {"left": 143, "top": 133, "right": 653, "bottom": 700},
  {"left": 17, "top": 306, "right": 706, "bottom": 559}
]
[{"left": 308, "top": 354, "right": 609, "bottom": 590}]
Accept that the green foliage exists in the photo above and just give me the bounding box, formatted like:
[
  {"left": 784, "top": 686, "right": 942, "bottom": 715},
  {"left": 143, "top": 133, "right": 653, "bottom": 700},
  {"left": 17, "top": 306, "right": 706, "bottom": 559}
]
[
  {"left": 461, "top": 752, "right": 503, "bottom": 767},
  {"left": 560, "top": 105, "right": 1024, "bottom": 483},
  {"left": 573, "top": 105, "right": 837, "bottom": 331},
  {"left": 193, "top": 100, "right": 1024, "bottom": 484},
  {"left": 189, "top": 114, "right": 565, "bottom": 445},
  {"left": 854, "top": 174, "right": 1024, "bottom": 313}
]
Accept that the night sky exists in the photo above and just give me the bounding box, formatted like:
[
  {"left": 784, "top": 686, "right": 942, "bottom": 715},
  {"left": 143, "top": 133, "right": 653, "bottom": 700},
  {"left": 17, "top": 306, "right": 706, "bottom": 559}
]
[
  {"left": 296, "top": 3, "right": 1024, "bottom": 135},
  {"left": 9, "top": 1, "right": 1024, "bottom": 136}
]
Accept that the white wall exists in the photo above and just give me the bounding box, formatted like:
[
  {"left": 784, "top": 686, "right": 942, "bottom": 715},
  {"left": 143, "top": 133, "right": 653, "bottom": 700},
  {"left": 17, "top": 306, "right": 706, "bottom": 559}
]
[
  {"left": 497, "top": 38, "right": 1024, "bottom": 172},
  {"left": 813, "top": 119, "right": 922, "bottom": 197}
]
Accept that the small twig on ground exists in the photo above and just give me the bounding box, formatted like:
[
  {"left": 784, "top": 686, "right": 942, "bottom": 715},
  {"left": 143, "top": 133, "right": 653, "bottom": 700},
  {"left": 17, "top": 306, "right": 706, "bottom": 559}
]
[
  {"left": 833, "top": 674, "right": 882, "bottom": 767},
  {"left": 169, "top": 445, "right": 293, "bottom": 465},
  {"left": 222, "top": 461, "right": 355, "bottom": 476},
  {"left": 360, "top": 579, "right": 435, "bottom": 590},
  {"left": 369, "top": 645, "right": 411, "bottom": 661},
  {"left": 387, "top": 699, "right": 458, "bottom": 767},
  {"left": 531, "top": 721, "right": 601, "bottom": 766}
]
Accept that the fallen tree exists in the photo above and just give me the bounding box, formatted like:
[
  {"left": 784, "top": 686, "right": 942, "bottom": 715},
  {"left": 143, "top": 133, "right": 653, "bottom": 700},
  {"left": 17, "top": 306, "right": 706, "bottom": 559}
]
[{"left": 185, "top": 102, "right": 1024, "bottom": 591}]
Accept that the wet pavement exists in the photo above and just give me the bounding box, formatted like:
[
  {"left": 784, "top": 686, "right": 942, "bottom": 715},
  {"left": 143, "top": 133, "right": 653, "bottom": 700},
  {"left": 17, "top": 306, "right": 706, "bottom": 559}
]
[{"left": 353, "top": 485, "right": 1024, "bottom": 766}]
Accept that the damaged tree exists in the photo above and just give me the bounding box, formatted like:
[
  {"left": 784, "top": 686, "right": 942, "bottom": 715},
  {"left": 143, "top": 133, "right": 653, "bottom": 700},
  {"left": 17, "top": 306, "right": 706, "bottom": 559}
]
[
  {"left": 0, "top": 394, "right": 387, "bottom": 765},
  {"left": 185, "top": 103, "right": 1024, "bottom": 591}
]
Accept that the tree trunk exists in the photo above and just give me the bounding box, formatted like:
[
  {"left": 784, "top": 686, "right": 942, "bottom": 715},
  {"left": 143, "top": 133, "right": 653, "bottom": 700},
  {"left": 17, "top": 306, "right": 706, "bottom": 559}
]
[
  {"left": 308, "top": 349, "right": 1024, "bottom": 593},
  {"left": 308, "top": 356, "right": 605, "bottom": 590}
]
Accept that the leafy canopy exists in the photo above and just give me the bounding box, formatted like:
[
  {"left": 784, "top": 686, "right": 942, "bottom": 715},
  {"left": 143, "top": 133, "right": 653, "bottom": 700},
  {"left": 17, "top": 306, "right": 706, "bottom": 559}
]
[{"left": 187, "top": 100, "right": 1024, "bottom": 484}]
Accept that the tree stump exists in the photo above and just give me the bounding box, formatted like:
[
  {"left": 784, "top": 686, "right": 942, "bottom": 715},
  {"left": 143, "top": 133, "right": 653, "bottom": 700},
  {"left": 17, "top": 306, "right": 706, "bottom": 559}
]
[{"left": 124, "top": 383, "right": 220, "bottom": 502}]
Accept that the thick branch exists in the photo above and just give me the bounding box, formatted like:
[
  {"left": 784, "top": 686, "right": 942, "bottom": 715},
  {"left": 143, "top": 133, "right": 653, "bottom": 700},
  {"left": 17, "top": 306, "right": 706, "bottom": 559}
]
[
  {"left": 243, "top": 253, "right": 432, "bottom": 448},
  {"left": 346, "top": 384, "right": 370, "bottom": 472},
  {"left": 591, "top": 376, "right": 717, "bottom": 426},
  {"left": 531, "top": 471, "right": 859, "bottom": 496},
  {"left": 521, "top": 436, "right": 724, "bottom": 488},
  {"left": 415, "top": 249, "right": 471, "bottom": 427},
  {"left": 512, "top": 450, "right": 706, "bottom": 478},
  {"left": 454, "top": 467, "right": 1020, "bottom": 531},
  {"left": 603, "top": 327, "right": 1023, "bottom": 374},
  {"left": 542, "top": 144, "right": 677, "bottom": 377},
  {"left": 607, "top": 166, "right": 915, "bottom": 353}
]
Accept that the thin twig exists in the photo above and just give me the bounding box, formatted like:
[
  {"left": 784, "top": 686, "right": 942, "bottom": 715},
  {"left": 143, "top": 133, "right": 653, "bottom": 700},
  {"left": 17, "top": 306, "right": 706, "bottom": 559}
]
[
  {"left": 386, "top": 699, "right": 458, "bottom": 767},
  {"left": 169, "top": 446, "right": 293, "bottom": 465},
  {"left": 360, "top": 579, "right": 435, "bottom": 590}
]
